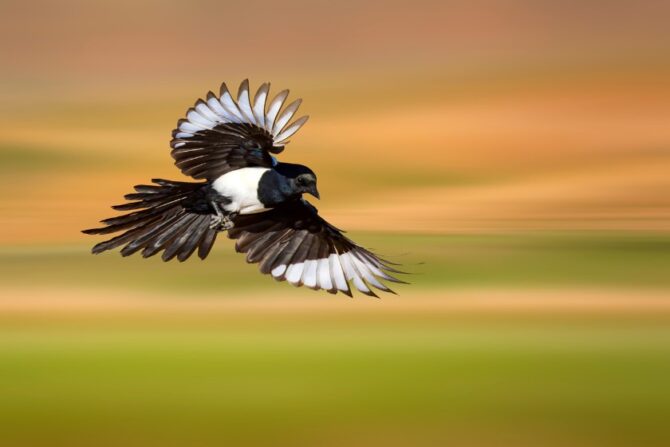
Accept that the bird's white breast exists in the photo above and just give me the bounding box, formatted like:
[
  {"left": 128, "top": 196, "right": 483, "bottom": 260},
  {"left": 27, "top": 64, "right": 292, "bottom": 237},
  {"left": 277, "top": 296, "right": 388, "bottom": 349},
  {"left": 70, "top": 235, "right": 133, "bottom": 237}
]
[{"left": 211, "top": 167, "right": 271, "bottom": 214}]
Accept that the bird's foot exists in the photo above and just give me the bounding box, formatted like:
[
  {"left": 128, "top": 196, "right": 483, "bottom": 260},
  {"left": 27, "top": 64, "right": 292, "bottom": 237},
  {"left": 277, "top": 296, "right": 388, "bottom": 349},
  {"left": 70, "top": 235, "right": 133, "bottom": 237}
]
[{"left": 209, "top": 214, "right": 234, "bottom": 231}]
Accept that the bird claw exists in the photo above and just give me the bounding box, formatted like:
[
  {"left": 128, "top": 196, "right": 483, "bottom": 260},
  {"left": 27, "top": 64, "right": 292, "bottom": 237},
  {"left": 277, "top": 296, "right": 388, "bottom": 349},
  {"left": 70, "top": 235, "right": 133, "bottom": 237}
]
[{"left": 210, "top": 214, "right": 234, "bottom": 231}]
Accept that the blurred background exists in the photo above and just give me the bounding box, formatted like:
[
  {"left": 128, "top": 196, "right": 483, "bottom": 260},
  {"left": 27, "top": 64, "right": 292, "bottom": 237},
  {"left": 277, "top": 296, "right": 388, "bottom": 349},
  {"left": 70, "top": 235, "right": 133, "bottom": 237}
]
[{"left": 1, "top": 1, "right": 670, "bottom": 446}]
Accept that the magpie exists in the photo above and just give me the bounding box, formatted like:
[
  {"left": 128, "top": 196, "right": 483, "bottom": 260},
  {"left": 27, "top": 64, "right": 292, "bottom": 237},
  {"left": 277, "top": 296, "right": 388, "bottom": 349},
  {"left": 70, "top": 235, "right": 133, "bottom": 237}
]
[{"left": 83, "top": 80, "right": 405, "bottom": 296}]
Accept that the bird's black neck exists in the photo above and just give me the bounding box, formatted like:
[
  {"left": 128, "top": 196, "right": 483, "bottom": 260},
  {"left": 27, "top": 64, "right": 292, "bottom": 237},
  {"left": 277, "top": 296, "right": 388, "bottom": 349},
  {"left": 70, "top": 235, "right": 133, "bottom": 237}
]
[{"left": 257, "top": 167, "right": 300, "bottom": 207}]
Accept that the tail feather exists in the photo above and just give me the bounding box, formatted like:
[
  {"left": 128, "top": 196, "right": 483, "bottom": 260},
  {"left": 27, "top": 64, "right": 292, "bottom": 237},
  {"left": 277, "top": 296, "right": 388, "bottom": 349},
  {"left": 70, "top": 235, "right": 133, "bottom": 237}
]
[{"left": 83, "top": 179, "right": 217, "bottom": 261}]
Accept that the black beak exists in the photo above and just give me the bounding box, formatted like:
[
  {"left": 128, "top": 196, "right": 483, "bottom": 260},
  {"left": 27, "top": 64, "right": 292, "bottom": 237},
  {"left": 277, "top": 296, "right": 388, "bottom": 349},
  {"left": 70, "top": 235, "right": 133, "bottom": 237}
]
[{"left": 308, "top": 185, "right": 320, "bottom": 200}]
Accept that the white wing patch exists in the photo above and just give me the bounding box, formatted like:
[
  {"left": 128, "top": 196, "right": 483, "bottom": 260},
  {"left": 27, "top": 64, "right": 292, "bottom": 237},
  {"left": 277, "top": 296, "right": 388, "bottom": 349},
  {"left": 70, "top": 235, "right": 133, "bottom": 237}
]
[
  {"left": 268, "top": 248, "right": 400, "bottom": 297},
  {"left": 178, "top": 79, "right": 309, "bottom": 147}
]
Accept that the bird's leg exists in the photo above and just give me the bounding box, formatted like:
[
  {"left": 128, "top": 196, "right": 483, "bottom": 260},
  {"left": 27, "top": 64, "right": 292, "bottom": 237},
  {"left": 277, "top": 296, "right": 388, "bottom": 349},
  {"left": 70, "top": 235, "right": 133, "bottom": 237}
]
[{"left": 209, "top": 201, "right": 236, "bottom": 231}]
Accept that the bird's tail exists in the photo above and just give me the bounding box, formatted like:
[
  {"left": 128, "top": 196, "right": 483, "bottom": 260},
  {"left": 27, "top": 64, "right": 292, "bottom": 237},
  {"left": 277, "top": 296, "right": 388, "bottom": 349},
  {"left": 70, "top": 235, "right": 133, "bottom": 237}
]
[{"left": 82, "top": 179, "right": 219, "bottom": 261}]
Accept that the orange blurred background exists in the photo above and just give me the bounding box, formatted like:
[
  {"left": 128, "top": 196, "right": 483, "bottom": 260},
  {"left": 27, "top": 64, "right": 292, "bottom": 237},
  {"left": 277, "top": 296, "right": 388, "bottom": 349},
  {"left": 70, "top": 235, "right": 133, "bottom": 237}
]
[{"left": 1, "top": 0, "right": 669, "bottom": 241}]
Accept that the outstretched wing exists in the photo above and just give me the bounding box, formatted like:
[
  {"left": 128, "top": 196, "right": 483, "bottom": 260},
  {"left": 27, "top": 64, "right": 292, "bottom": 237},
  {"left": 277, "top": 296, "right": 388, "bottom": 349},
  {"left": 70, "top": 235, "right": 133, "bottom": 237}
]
[
  {"left": 170, "top": 79, "right": 309, "bottom": 181},
  {"left": 82, "top": 183, "right": 405, "bottom": 296},
  {"left": 82, "top": 179, "right": 219, "bottom": 262},
  {"left": 228, "top": 200, "right": 405, "bottom": 297}
]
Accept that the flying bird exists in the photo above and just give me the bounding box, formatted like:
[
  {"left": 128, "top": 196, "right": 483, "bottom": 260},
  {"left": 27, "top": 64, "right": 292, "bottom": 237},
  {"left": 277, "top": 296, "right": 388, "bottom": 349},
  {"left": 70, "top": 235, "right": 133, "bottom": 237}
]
[{"left": 83, "top": 80, "right": 405, "bottom": 296}]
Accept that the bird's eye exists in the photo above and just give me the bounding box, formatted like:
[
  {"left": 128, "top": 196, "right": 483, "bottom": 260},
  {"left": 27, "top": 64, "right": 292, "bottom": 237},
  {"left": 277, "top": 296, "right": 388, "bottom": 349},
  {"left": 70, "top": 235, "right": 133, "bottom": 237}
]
[{"left": 297, "top": 177, "right": 306, "bottom": 186}]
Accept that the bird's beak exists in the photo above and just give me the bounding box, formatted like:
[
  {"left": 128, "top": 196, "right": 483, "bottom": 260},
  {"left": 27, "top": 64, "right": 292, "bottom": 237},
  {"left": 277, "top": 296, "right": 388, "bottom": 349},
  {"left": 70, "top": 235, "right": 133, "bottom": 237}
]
[{"left": 308, "top": 185, "right": 320, "bottom": 200}]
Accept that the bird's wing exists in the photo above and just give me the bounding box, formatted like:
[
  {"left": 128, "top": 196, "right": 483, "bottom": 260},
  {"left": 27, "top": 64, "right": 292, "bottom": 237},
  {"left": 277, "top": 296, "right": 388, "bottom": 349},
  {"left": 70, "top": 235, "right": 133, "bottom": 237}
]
[
  {"left": 82, "top": 179, "right": 220, "bottom": 262},
  {"left": 83, "top": 183, "right": 405, "bottom": 295},
  {"left": 228, "top": 200, "right": 405, "bottom": 296},
  {"left": 170, "top": 80, "right": 309, "bottom": 181}
]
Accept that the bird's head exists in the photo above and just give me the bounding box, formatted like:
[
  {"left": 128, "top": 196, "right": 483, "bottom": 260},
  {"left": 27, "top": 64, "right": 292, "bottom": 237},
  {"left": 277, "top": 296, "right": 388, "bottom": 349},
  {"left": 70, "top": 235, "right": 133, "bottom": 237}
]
[
  {"left": 272, "top": 162, "right": 320, "bottom": 200},
  {"left": 293, "top": 171, "right": 319, "bottom": 200},
  {"left": 274, "top": 163, "right": 320, "bottom": 200}
]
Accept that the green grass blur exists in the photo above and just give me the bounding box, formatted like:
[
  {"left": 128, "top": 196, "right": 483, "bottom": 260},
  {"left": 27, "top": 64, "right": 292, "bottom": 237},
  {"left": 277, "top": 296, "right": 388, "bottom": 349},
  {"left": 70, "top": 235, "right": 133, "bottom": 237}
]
[
  {"left": 1, "top": 300, "right": 670, "bottom": 447},
  {"left": 1, "top": 233, "right": 670, "bottom": 447}
]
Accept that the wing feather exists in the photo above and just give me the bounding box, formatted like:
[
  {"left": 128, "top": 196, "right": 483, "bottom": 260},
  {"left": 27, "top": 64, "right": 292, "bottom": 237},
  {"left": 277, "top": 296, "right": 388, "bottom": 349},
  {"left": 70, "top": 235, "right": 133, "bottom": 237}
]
[
  {"left": 253, "top": 83, "right": 269, "bottom": 128},
  {"left": 266, "top": 89, "right": 289, "bottom": 131},
  {"left": 272, "top": 99, "right": 302, "bottom": 136},
  {"left": 236, "top": 79, "right": 257, "bottom": 125},
  {"left": 228, "top": 200, "right": 404, "bottom": 296},
  {"left": 274, "top": 115, "right": 309, "bottom": 145},
  {"left": 218, "top": 82, "right": 245, "bottom": 122},
  {"left": 170, "top": 81, "right": 308, "bottom": 180}
]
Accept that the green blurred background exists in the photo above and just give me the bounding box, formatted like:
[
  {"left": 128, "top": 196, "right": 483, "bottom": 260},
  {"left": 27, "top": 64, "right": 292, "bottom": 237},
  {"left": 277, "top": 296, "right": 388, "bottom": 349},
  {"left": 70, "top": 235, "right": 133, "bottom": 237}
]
[{"left": 1, "top": 1, "right": 670, "bottom": 446}]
